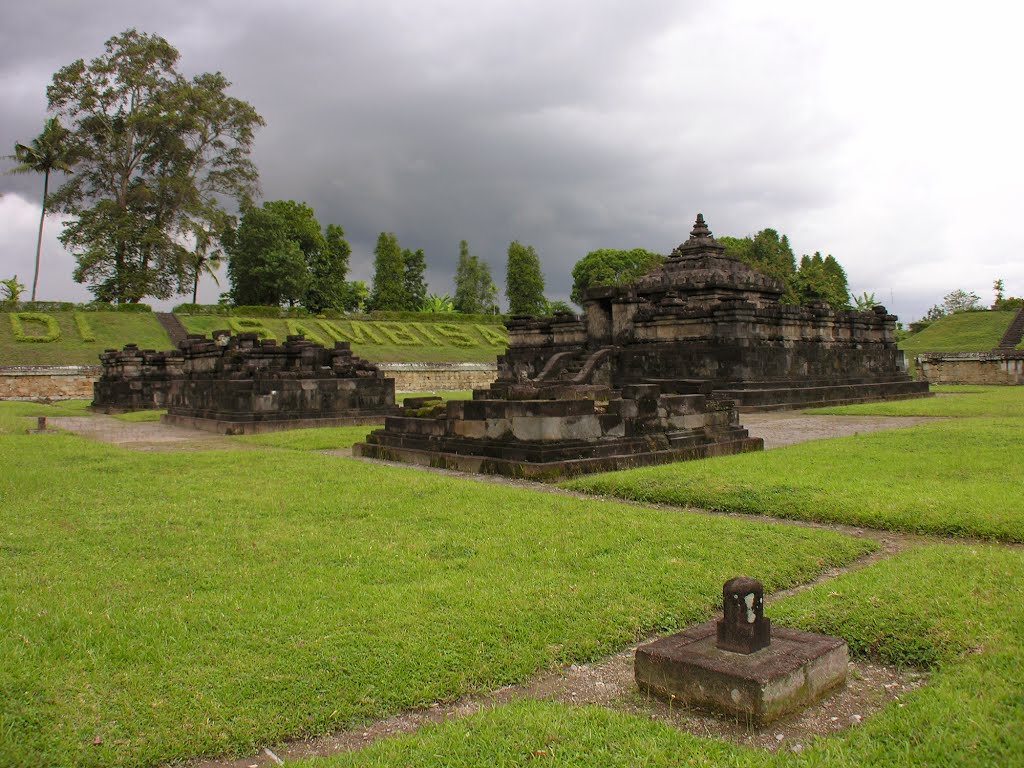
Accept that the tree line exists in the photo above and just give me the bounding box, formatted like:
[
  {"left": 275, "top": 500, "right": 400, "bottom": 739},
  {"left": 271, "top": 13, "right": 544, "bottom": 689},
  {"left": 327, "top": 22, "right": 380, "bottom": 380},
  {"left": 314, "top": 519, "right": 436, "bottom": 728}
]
[
  {"left": 8, "top": 28, "right": 890, "bottom": 319},
  {"left": 5, "top": 29, "right": 560, "bottom": 317}
]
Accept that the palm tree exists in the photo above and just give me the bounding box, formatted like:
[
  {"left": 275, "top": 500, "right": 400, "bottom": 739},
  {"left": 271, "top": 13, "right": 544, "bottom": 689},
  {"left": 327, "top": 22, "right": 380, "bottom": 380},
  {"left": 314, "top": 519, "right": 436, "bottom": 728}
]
[
  {"left": 7, "top": 118, "right": 77, "bottom": 301},
  {"left": 189, "top": 224, "right": 223, "bottom": 304}
]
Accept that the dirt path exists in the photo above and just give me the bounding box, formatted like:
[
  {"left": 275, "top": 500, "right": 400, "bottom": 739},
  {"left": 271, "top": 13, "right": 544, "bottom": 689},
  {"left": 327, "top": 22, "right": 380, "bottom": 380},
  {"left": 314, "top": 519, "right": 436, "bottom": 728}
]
[
  {"left": 47, "top": 415, "right": 247, "bottom": 452},
  {"left": 49, "top": 410, "right": 938, "bottom": 454},
  {"left": 741, "top": 412, "right": 938, "bottom": 450}
]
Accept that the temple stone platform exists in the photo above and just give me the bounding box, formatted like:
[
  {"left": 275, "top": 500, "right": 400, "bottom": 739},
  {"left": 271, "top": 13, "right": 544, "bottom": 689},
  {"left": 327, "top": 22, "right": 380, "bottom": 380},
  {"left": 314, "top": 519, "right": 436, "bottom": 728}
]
[
  {"left": 353, "top": 383, "right": 762, "bottom": 480},
  {"left": 636, "top": 622, "right": 848, "bottom": 725},
  {"left": 636, "top": 578, "right": 848, "bottom": 725}
]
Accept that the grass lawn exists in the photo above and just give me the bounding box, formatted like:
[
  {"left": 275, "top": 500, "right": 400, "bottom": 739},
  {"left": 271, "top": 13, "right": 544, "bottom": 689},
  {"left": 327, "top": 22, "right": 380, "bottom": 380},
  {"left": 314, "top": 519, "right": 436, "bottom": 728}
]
[
  {"left": 317, "top": 544, "right": 1023, "bottom": 768},
  {"left": 234, "top": 425, "right": 377, "bottom": 451},
  {"left": 565, "top": 418, "right": 1024, "bottom": 541},
  {"left": 0, "top": 413, "right": 871, "bottom": 767},
  {"left": 808, "top": 384, "right": 1024, "bottom": 418},
  {"left": 111, "top": 410, "right": 165, "bottom": 423},
  {"left": 0, "top": 312, "right": 171, "bottom": 366},
  {"left": 0, "top": 399, "right": 92, "bottom": 434}
]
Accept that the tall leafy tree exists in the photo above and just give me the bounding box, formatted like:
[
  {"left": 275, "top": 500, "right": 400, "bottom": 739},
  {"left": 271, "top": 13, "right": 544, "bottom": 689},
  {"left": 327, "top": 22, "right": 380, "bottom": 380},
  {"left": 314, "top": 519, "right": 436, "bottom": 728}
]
[
  {"left": 793, "top": 252, "right": 850, "bottom": 309},
  {"left": 570, "top": 248, "right": 663, "bottom": 305},
  {"left": 402, "top": 248, "right": 428, "bottom": 311},
  {"left": 307, "top": 223, "right": 351, "bottom": 312},
  {"left": 227, "top": 200, "right": 347, "bottom": 310},
  {"left": 46, "top": 29, "right": 263, "bottom": 303},
  {"left": 227, "top": 203, "right": 309, "bottom": 306},
  {"left": 6, "top": 117, "right": 77, "bottom": 301},
  {"left": 505, "top": 240, "right": 546, "bottom": 315},
  {"left": 454, "top": 239, "right": 498, "bottom": 314},
  {"left": 369, "top": 232, "right": 406, "bottom": 311},
  {"left": 722, "top": 229, "right": 798, "bottom": 303}
]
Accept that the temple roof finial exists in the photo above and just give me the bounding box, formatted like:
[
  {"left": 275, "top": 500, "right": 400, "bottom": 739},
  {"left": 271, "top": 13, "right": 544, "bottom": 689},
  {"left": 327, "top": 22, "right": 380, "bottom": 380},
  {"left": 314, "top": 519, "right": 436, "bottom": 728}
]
[
  {"left": 670, "top": 212, "right": 725, "bottom": 258},
  {"left": 691, "top": 213, "right": 711, "bottom": 240}
]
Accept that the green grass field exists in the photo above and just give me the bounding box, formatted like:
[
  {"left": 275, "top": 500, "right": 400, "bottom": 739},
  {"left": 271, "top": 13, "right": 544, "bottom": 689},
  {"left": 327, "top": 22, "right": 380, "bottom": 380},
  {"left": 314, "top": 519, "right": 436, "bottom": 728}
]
[
  {"left": 809, "top": 384, "right": 1024, "bottom": 418},
  {"left": 0, "top": 412, "right": 869, "bottom": 767},
  {"left": 566, "top": 419, "right": 1024, "bottom": 541},
  {"left": 0, "top": 312, "right": 171, "bottom": 366},
  {"left": 2, "top": 384, "right": 1021, "bottom": 766}
]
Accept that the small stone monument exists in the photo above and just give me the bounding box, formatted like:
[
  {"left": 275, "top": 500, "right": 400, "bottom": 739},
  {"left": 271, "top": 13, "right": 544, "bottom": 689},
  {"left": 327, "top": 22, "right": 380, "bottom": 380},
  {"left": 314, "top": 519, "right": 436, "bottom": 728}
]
[
  {"left": 635, "top": 577, "right": 848, "bottom": 724},
  {"left": 716, "top": 576, "right": 771, "bottom": 654}
]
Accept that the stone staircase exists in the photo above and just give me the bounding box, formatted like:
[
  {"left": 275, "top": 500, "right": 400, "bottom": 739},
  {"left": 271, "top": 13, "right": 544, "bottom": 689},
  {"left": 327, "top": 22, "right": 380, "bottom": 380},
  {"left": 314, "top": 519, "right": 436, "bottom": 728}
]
[
  {"left": 996, "top": 308, "right": 1024, "bottom": 350},
  {"left": 155, "top": 312, "right": 189, "bottom": 348}
]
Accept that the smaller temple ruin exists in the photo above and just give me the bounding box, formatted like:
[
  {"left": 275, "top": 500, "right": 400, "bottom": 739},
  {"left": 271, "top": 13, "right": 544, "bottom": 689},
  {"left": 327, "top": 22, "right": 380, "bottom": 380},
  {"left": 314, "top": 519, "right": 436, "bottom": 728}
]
[
  {"left": 354, "top": 382, "right": 761, "bottom": 480},
  {"left": 95, "top": 333, "right": 396, "bottom": 434},
  {"left": 93, "top": 344, "right": 184, "bottom": 412}
]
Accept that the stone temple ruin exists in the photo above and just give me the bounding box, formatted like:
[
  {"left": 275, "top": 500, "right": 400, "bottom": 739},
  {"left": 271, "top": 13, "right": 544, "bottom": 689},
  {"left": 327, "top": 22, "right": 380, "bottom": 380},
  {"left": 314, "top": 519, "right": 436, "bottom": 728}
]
[
  {"left": 95, "top": 332, "right": 396, "bottom": 434},
  {"left": 495, "top": 214, "right": 928, "bottom": 410},
  {"left": 353, "top": 214, "right": 925, "bottom": 478}
]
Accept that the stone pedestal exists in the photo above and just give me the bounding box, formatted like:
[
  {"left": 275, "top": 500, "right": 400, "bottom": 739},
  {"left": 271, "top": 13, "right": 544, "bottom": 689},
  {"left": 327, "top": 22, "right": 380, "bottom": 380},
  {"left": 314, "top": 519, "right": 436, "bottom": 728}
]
[{"left": 635, "top": 621, "right": 847, "bottom": 725}]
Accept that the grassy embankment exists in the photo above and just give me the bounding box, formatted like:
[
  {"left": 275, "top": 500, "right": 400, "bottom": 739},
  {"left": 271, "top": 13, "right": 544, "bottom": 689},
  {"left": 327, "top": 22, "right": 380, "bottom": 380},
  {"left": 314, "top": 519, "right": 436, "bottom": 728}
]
[
  {"left": 0, "top": 312, "right": 171, "bottom": 366},
  {"left": 177, "top": 315, "right": 507, "bottom": 364},
  {"left": 0, "top": 311, "right": 509, "bottom": 366},
  {"left": 898, "top": 309, "right": 1017, "bottom": 360}
]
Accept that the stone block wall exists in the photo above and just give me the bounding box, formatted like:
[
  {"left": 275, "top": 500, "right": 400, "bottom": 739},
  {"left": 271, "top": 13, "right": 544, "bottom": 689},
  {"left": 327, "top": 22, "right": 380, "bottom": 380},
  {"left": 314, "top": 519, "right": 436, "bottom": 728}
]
[
  {"left": 916, "top": 352, "right": 1024, "bottom": 385},
  {"left": 0, "top": 366, "right": 99, "bottom": 400},
  {"left": 376, "top": 363, "right": 497, "bottom": 391},
  {"left": 93, "top": 344, "right": 184, "bottom": 411}
]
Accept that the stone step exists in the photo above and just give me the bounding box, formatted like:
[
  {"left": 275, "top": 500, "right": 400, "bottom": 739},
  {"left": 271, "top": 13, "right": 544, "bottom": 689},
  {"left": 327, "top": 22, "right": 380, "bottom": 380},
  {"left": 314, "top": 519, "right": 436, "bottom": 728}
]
[
  {"left": 996, "top": 307, "right": 1024, "bottom": 350},
  {"left": 156, "top": 312, "right": 189, "bottom": 347}
]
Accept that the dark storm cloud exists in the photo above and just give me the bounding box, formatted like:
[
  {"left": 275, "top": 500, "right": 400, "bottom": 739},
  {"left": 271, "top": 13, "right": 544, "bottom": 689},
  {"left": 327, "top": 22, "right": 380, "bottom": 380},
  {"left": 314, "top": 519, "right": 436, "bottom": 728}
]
[{"left": 0, "top": 1, "right": 866, "bottom": 307}]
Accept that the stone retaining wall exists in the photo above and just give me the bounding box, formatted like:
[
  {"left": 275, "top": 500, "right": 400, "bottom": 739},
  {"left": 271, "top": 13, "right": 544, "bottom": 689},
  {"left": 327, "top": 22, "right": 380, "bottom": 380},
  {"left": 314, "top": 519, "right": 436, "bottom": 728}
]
[
  {"left": 376, "top": 363, "right": 497, "bottom": 392},
  {"left": 915, "top": 352, "right": 1024, "bottom": 385},
  {"left": 0, "top": 363, "right": 497, "bottom": 401},
  {"left": 0, "top": 366, "right": 100, "bottom": 400}
]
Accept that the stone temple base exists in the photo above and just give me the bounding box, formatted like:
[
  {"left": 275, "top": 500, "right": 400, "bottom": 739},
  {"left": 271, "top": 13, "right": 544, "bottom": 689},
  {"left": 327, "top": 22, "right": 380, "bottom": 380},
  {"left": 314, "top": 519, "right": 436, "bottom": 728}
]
[
  {"left": 353, "top": 384, "right": 763, "bottom": 481},
  {"left": 161, "top": 412, "right": 389, "bottom": 436},
  {"left": 635, "top": 621, "right": 847, "bottom": 725}
]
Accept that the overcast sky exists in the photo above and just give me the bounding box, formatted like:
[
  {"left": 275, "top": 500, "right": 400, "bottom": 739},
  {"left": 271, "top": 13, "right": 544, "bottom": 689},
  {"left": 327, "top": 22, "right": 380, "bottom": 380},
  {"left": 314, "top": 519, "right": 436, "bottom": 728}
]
[{"left": 2, "top": 1, "right": 1022, "bottom": 321}]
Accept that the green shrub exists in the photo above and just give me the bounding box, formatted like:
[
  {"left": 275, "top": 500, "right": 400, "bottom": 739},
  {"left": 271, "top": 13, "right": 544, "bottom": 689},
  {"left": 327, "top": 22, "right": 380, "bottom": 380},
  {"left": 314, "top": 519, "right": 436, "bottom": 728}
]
[
  {"left": 79, "top": 302, "right": 153, "bottom": 313},
  {"left": 284, "top": 320, "right": 328, "bottom": 346},
  {"left": 227, "top": 317, "right": 276, "bottom": 339},
  {"left": 232, "top": 304, "right": 310, "bottom": 318},
  {"left": 9, "top": 312, "right": 61, "bottom": 343},
  {"left": 15, "top": 301, "right": 76, "bottom": 312},
  {"left": 72, "top": 313, "right": 96, "bottom": 342},
  {"left": 171, "top": 303, "right": 228, "bottom": 315}
]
